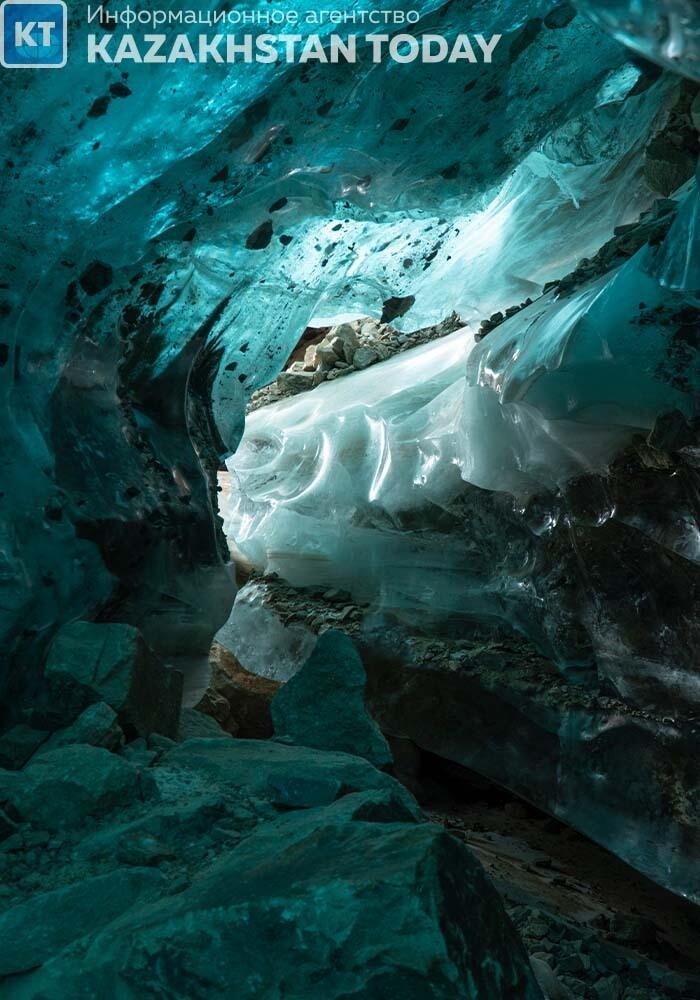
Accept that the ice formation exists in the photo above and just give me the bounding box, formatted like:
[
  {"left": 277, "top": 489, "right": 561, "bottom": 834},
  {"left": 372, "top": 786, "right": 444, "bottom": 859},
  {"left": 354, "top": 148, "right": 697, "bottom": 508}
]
[
  {"left": 223, "top": 79, "right": 700, "bottom": 635},
  {"left": 3, "top": 0, "right": 700, "bottom": 917},
  {"left": 2, "top": 0, "right": 639, "bottom": 676}
]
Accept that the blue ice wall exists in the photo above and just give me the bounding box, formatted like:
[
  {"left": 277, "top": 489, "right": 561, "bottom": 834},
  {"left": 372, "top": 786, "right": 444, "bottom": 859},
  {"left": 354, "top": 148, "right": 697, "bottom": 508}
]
[{"left": 0, "top": 0, "right": 642, "bottom": 695}]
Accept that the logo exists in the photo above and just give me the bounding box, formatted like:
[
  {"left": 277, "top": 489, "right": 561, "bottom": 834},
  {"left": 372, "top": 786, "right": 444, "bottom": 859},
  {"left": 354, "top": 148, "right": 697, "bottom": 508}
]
[{"left": 1, "top": 0, "right": 67, "bottom": 68}]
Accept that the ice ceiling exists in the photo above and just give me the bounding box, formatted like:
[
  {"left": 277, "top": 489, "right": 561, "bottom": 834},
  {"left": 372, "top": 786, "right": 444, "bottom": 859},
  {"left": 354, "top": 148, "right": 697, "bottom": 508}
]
[{"left": 1, "top": 0, "right": 700, "bottom": 706}]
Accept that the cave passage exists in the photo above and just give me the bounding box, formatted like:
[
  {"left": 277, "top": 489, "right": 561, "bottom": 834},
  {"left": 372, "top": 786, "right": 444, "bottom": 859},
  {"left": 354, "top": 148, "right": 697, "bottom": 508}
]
[{"left": 2, "top": 1, "right": 700, "bottom": 996}]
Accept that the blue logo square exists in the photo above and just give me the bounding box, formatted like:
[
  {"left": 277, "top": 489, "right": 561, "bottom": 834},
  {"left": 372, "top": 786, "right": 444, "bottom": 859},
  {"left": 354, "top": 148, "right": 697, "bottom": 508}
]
[{"left": 1, "top": 0, "right": 67, "bottom": 68}]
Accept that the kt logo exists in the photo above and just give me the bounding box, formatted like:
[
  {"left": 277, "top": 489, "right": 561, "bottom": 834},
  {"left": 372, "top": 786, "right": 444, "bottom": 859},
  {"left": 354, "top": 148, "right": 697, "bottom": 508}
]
[{"left": 1, "top": 0, "right": 67, "bottom": 68}]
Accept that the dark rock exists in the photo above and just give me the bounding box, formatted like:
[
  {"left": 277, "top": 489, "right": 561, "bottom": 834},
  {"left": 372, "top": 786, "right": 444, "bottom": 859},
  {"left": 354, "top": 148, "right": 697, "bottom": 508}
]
[
  {"left": 351, "top": 345, "right": 381, "bottom": 370},
  {"left": 0, "top": 808, "right": 17, "bottom": 841},
  {"left": 44, "top": 702, "right": 123, "bottom": 752},
  {"left": 0, "top": 867, "right": 165, "bottom": 976},
  {"left": 155, "top": 737, "right": 398, "bottom": 811},
  {"left": 245, "top": 220, "right": 273, "bottom": 250},
  {"left": 530, "top": 956, "right": 569, "bottom": 999},
  {"left": 16, "top": 805, "right": 540, "bottom": 999},
  {"left": 78, "top": 260, "right": 113, "bottom": 295},
  {"left": 5, "top": 745, "right": 143, "bottom": 830},
  {"left": 177, "top": 707, "right": 230, "bottom": 741},
  {"left": 593, "top": 976, "right": 622, "bottom": 1000},
  {"left": 44, "top": 621, "right": 183, "bottom": 738},
  {"left": 644, "top": 137, "right": 696, "bottom": 197},
  {"left": 544, "top": 4, "right": 576, "bottom": 29},
  {"left": 276, "top": 369, "right": 316, "bottom": 393},
  {"left": 78, "top": 794, "right": 231, "bottom": 863},
  {"left": 0, "top": 725, "right": 48, "bottom": 769},
  {"left": 380, "top": 294, "right": 415, "bottom": 324},
  {"left": 272, "top": 630, "right": 392, "bottom": 768},
  {"left": 647, "top": 409, "right": 696, "bottom": 453}
]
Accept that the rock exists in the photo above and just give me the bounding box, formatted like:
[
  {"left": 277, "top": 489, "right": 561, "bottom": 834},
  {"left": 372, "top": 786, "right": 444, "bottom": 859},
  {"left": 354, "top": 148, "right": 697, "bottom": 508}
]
[
  {"left": 315, "top": 340, "right": 341, "bottom": 366},
  {"left": 352, "top": 345, "right": 381, "bottom": 370},
  {"left": 0, "top": 867, "right": 166, "bottom": 976},
  {"left": 593, "top": 976, "right": 622, "bottom": 1000},
  {"left": 329, "top": 322, "right": 360, "bottom": 362},
  {"left": 647, "top": 409, "right": 696, "bottom": 453},
  {"left": 154, "top": 737, "right": 398, "bottom": 812},
  {"left": 0, "top": 807, "right": 17, "bottom": 841},
  {"left": 531, "top": 956, "right": 570, "bottom": 999},
  {"left": 78, "top": 794, "right": 231, "bottom": 863},
  {"left": 147, "top": 734, "right": 176, "bottom": 753},
  {"left": 44, "top": 702, "right": 123, "bottom": 752},
  {"left": 120, "top": 738, "right": 157, "bottom": 769},
  {"left": 78, "top": 260, "right": 113, "bottom": 295},
  {"left": 44, "top": 621, "right": 183, "bottom": 738},
  {"left": 196, "top": 642, "right": 281, "bottom": 738},
  {"left": 177, "top": 707, "right": 230, "bottom": 741},
  {"left": 0, "top": 725, "right": 48, "bottom": 769},
  {"left": 644, "top": 136, "right": 696, "bottom": 197},
  {"left": 271, "top": 630, "right": 392, "bottom": 768},
  {"left": 276, "top": 369, "right": 316, "bottom": 393},
  {"left": 15, "top": 805, "right": 540, "bottom": 999},
  {"left": 6, "top": 745, "right": 144, "bottom": 830},
  {"left": 692, "top": 92, "right": 700, "bottom": 133},
  {"left": 380, "top": 294, "right": 415, "bottom": 324}
]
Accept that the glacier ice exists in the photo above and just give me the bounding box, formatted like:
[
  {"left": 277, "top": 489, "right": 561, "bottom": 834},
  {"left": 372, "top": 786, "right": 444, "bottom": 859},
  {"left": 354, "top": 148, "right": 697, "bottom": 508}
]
[
  {"left": 577, "top": 0, "right": 700, "bottom": 81},
  {"left": 2, "top": 0, "right": 641, "bottom": 683},
  {"left": 222, "top": 76, "right": 700, "bottom": 644}
]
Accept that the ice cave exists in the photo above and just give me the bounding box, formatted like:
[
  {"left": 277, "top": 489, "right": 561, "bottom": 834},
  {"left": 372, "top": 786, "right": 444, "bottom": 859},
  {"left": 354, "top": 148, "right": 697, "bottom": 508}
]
[{"left": 1, "top": 0, "right": 700, "bottom": 996}]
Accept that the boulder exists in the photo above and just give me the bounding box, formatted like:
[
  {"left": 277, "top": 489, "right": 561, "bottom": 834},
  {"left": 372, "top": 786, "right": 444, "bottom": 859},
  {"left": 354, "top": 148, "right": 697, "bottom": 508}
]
[
  {"left": 277, "top": 369, "right": 316, "bottom": 393},
  {"left": 44, "top": 702, "right": 123, "bottom": 752},
  {"left": 177, "top": 707, "right": 231, "bottom": 741},
  {"left": 329, "top": 321, "right": 360, "bottom": 363},
  {"left": 314, "top": 340, "right": 341, "bottom": 367},
  {"left": 77, "top": 794, "right": 233, "bottom": 863},
  {"left": 44, "top": 621, "right": 183, "bottom": 738},
  {"left": 352, "top": 345, "right": 381, "bottom": 370},
  {"left": 271, "top": 630, "right": 392, "bottom": 768},
  {"left": 155, "top": 736, "right": 397, "bottom": 811},
  {"left": 10, "top": 804, "right": 540, "bottom": 999},
  {"left": 0, "top": 725, "right": 48, "bottom": 769},
  {"left": 0, "top": 868, "right": 166, "bottom": 976},
  {"left": 5, "top": 745, "right": 144, "bottom": 830}
]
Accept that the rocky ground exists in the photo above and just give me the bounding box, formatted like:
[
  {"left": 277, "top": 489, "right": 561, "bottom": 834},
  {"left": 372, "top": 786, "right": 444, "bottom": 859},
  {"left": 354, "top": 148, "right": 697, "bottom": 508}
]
[
  {"left": 0, "top": 619, "right": 543, "bottom": 998},
  {"left": 3, "top": 589, "right": 699, "bottom": 998},
  {"left": 420, "top": 758, "right": 700, "bottom": 1000},
  {"left": 247, "top": 311, "right": 465, "bottom": 412},
  {"left": 202, "top": 573, "right": 700, "bottom": 1000}
]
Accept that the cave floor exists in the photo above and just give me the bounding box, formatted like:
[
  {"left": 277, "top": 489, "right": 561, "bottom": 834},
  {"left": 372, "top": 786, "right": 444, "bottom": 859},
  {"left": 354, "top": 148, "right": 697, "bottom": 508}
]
[
  {"left": 209, "top": 573, "right": 700, "bottom": 999},
  {"left": 414, "top": 755, "right": 700, "bottom": 999}
]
